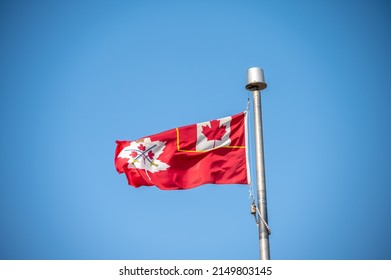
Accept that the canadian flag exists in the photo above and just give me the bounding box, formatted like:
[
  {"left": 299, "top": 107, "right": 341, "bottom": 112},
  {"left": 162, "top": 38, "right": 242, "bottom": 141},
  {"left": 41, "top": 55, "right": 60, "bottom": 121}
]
[{"left": 115, "top": 112, "right": 249, "bottom": 190}]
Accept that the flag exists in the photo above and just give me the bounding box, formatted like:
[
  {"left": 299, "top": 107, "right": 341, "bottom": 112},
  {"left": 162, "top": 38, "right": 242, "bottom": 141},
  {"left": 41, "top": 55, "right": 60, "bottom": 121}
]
[{"left": 115, "top": 111, "right": 250, "bottom": 190}]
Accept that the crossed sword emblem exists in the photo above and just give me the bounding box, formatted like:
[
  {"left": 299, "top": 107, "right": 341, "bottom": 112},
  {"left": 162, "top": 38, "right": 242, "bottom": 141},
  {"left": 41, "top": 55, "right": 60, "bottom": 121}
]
[{"left": 125, "top": 144, "right": 158, "bottom": 167}]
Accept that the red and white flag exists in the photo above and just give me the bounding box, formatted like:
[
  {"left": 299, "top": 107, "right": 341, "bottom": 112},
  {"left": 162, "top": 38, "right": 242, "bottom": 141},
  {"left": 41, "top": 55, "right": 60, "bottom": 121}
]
[{"left": 115, "top": 112, "right": 250, "bottom": 190}]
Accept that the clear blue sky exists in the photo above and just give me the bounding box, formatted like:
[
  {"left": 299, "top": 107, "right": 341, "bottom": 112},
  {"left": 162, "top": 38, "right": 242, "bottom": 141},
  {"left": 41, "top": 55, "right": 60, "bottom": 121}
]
[{"left": 1, "top": 0, "right": 390, "bottom": 260}]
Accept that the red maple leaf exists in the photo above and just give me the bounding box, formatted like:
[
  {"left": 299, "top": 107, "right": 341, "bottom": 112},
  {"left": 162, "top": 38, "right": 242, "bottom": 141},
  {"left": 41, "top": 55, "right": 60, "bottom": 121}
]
[
  {"left": 148, "top": 150, "right": 155, "bottom": 159},
  {"left": 131, "top": 151, "right": 138, "bottom": 158},
  {"left": 201, "top": 119, "right": 226, "bottom": 148},
  {"left": 138, "top": 144, "right": 146, "bottom": 151}
]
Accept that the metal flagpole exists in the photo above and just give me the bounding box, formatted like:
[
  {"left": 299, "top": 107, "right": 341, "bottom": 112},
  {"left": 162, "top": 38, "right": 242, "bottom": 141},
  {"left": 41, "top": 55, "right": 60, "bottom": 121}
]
[{"left": 246, "top": 67, "right": 271, "bottom": 260}]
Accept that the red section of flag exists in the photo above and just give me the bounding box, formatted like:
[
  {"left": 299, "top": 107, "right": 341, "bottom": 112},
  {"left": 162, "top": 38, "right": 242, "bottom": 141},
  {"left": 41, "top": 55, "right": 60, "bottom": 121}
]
[{"left": 114, "top": 112, "right": 248, "bottom": 190}]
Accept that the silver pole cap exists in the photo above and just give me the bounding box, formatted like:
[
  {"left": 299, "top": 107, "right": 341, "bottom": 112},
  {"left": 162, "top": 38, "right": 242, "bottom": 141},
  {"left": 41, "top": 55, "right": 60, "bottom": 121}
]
[{"left": 246, "top": 67, "right": 267, "bottom": 91}]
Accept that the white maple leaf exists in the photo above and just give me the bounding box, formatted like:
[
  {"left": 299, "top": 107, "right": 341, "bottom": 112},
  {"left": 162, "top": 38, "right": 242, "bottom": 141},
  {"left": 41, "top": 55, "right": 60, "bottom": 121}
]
[{"left": 117, "top": 138, "right": 170, "bottom": 173}]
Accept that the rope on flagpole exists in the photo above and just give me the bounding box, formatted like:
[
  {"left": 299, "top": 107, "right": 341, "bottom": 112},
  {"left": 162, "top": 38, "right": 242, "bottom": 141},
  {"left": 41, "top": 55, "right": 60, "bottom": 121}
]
[
  {"left": 245, "top": 93, "right": 256, "bottom": 204},
  {"left": 257, "top": 205, "right": 271, "bottom": 235},
  {"left": 245, "top": 95, "right": 251, "bottom": 112}
]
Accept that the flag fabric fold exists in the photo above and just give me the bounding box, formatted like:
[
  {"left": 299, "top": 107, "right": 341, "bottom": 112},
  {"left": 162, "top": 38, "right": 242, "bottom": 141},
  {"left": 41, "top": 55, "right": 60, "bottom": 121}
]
[{"left": 115, "top": 111, "right": 249, "bottom": 190}]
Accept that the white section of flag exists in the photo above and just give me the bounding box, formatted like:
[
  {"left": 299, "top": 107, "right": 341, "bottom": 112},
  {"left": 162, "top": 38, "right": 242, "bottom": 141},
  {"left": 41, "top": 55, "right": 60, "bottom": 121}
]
[{"left": 195, "top": 116, "right": 232, "bottom": 151}]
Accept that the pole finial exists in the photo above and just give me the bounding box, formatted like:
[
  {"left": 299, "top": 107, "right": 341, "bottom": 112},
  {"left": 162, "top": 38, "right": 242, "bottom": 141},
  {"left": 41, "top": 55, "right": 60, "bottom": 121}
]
[{"left": 246, "top": 67, "right": 267, "bottom": 91}]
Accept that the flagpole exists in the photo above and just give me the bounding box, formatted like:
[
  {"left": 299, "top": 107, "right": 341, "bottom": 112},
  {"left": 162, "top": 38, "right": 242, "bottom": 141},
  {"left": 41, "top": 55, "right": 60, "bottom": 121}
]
[{"left": 246, "top": 67, "right": 270, "bottom": 260}]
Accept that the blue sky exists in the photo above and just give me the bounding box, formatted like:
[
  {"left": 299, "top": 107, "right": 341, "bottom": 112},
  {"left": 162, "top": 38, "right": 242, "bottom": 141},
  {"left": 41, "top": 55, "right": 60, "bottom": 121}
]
[{"left": 1, "top": 0, "right": 390, "bottom": 260}]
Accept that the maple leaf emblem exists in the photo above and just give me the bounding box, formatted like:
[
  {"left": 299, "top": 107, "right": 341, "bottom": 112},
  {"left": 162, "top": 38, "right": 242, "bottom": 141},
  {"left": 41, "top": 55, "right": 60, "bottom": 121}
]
[
  {"left": 117, "top": 138, "right": 170, "bottom": 177},
  {"left": 201, "top": 119, "right": 227, "bottom": 148}
]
